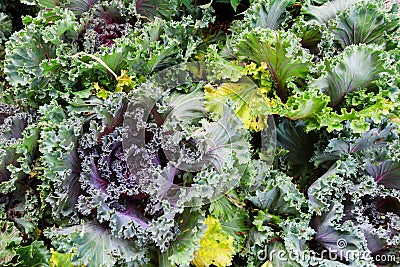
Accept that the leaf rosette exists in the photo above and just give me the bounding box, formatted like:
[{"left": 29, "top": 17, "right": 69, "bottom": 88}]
[
  {"left": 39, "top": 62, "right": 275, "bottom": 265},
  {"left": 122, "top": 62, "right": 264, "bottom": 208}
]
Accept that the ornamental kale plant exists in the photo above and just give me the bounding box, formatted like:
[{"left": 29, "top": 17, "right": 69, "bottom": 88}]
[
  {"left": 38, "top": 73, "right": 253, "bottom": 265},
  {"left": 0, "top": 103, "right": 44, "bottom": 266},
  {"left": 3, "top": 0, "right": 213, "bottom": 106},
  {"left": 0, "top": 0, "right": 400, "bottom": 266}
]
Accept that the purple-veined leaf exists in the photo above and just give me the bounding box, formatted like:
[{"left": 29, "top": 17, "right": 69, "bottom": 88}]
[
  {"left": 366, "top": 161, "right": 400, "bottom": 189},
  {"left": 67, "top": 0, "right": 100, "bottom": 16},
  {"left": 311, "top": 45, "right": 391, "bottom": 106},
  {"left": 329, "top": 1, "right": 399, "bottom": 49}
]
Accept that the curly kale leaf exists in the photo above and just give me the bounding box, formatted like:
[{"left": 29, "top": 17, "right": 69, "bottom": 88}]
[
  {"left": 0, "top": 104, "right": 41, "bottom": 247},
  {"left": 159, "top": 210, "right": 206, "bottom": 267},
  {"left": 0, "top": 221, "right": 23, "bottom": 266},
  {"left": 4, "top": 9, "right": 77, "bottom": 106},
  {"left": 311, "top": 45, "right": 392, "bottom": 106},
  {"left": 192, "top": 216, "right": 235, "bottom": 267},
  {"left": 46, "top": 222, "right": 149, "bottom": 267},
  {"left": 246, "top": 170, "right": 308, "bottom": 216},
  {"left": 244, "top": 170, "right": 313, "bottom": 266},
  {"left": 39, "top": 103, "right": 84, "bottom": 223},
  {"left": 314, "top": 122, "right": 394, "bottom": 166},
  {"left": 327, "top": 0, "right": 400, "bottom": 49},
  {"left": 123, "top": 14, "right": 213, "bottom": 76},
  {"left": 308, "top": 123, "right": 400, "bottom": 264}
]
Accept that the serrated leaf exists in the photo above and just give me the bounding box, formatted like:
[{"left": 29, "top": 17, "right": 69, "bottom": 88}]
[
  {"left": 160, "top": 211, "right": 206, "bottom": 266},
  {"left": 220, "top": 212, "right": 250, "bottom": 250},
  {"left": 246, "top": 170, "right": 307, "bottom": 216}
]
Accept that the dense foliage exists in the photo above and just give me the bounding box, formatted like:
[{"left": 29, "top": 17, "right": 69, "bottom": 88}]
[{"left": 0, "top": 0, "right": 399, "bottom": 266}]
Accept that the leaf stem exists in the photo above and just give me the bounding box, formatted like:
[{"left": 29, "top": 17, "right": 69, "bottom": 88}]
[{"left": 72, "top": 52, "right": 118, "bottom": 80}]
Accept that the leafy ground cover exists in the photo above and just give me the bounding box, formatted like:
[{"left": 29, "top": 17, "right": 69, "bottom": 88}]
[{"left": 0, "top": 0, "right": 400, "bottom": 266}]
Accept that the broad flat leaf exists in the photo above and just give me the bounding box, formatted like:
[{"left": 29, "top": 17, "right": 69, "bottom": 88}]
[
  {"left": 330, "top": 1, "right": 399, "bottom": 48},
  {"left": 46, "top": 222, "right": 148, "bottom": 267},
  {"left": 14, "top": 241, "right": 51, "bottom": 267},
  {"left": 235, "top": 29, "right": 312, "bottom": 101},
  {"left": 192, "top": 216, "right": 235, "bottom": 267},
  {"left": 302, "top": 0, "right": 362, "bottom": 24},
  {"left": 276, "top": 119, "right": 317, "bottom": 173},
  {"left": 164, "top": 90, "right": 207, "bottom": 124},
  {"left": 67, "top": 0, "right": 100, "bottom": 16},
  {"left": 37, "top": 0, "right": 63, "bottom": 9},
  {"left": 243, "top": 0, "right": 295, "bottom": 30},
  {"left": 97, "top": 48, "right": 129, "bottom": 79},
  {"left": 181, "top": 0, "right": 192, "bottom": 8},
  {"left": 311, "top": 45, "right": 390, "bottom": 106},
  {"left": 365, "top": 161, "right": 400, "bottom": 189}
]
